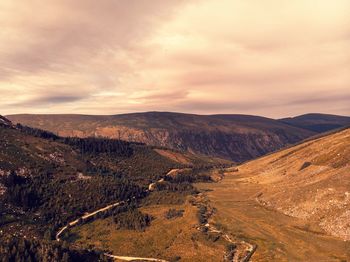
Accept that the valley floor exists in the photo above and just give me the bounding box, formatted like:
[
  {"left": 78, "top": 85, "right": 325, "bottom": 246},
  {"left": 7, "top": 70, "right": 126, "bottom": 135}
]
[
  {"left": 197, "top": 171, "right": 350, "bottom": 261},
  {"left": 68, "top": 202, "right": 226, "bottom": 262}
]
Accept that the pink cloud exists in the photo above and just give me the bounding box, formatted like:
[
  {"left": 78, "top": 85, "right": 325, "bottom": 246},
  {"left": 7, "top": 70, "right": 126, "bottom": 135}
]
[{"left": 0, "top": 0, "right": 349, "bottom": 117}]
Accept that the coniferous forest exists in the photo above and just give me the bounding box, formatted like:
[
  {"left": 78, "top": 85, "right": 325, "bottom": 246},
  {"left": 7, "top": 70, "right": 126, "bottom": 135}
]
[{"left": 0, "top": 123, "right": 226, "bottom": 261}]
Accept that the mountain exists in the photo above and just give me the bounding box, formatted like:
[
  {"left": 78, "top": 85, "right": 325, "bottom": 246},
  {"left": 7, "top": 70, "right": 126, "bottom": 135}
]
[
  {"left": 279, "top": 113, "right": 350, "bottom": 133},
  {"left": 200, "top": 128, "right": 350, "bottom": 261},
  {"left": 7, "top": 112, "right": 316, "bottom": 162}
]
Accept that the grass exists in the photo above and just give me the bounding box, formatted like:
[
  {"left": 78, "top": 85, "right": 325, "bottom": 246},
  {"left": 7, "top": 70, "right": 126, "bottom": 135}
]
[
  {"left": 68, "top": 200, "right": 227, "bottom": 262},
  {"left": 196, "top": 174, "right": 350, "bottom": 261}
]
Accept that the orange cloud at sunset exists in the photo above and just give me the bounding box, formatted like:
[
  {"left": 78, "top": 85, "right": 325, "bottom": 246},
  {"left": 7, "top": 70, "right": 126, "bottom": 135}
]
[{"left": 0, "top": 0, "right": 349, "bottom": 117}]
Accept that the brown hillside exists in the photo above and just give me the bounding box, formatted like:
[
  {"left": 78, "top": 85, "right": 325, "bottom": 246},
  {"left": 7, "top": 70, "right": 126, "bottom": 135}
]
[
  {"left": 198, "top": 128, "right": 350, "bottom": 261},
  {"left": 239, "top": 128, "right": 350, "bottom": 240},
  {"left": 7, "top": 112, "right": 315, "bottom": 162}
]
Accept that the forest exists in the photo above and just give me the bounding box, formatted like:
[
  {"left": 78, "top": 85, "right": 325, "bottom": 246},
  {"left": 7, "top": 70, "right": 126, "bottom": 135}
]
[
  {"left": 0, "top": 238, "right": 110, "bottom": 262},
  {"left": 1, "top": 171, "right": 145, "bottom": 234},
  {"left": 0, "top": 123, "right": 225, "bottom": 261}
]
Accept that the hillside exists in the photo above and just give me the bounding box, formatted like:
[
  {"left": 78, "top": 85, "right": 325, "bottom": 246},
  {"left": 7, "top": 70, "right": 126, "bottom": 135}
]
[
  {"left": 279, "top": 113, "right": 350, "bottom": 133},
  {"left": 239, "top": 127, "right": 350, "bottom": 240},
  {"left": 7, "top": 112, "right": 315, "bottom": 162},
  {"left": 0, "top": 116, "right": 233, "bottom": 261},
  {"left": 199, "top": 128, "right": 350, "bottom": 261}
]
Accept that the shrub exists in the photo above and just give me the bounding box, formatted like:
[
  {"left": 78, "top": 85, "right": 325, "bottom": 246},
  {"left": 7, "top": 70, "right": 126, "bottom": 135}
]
[
  {"left": 164, "top": 209, "right": 184, "bottom": 219},
  {"left": 197, "top": 206, "right": 208, "bottom": 225},
  {"left": 300, "top": 161, "right": 311, "bottom": 170}
]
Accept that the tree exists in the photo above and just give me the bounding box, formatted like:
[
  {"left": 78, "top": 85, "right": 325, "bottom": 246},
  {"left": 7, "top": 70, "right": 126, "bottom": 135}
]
[{"left": 62, "top": 252, "right": 70, "bottom": 262}]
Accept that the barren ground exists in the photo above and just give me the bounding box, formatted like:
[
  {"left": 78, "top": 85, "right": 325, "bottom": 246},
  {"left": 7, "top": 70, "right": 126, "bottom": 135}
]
[{"left": 197, "top": 175, "right": 350, "bottom": 261}]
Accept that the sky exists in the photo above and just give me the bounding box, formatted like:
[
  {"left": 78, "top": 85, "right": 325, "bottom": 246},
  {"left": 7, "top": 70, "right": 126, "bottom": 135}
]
[{"left": 0, "top": 0, "right": 349, "bottom": 118}]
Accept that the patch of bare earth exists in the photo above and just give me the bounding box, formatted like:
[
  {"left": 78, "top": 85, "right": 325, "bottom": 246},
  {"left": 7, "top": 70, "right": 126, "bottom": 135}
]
[{"left": 154, "top": 149, "right": 192, "bottom": 165}]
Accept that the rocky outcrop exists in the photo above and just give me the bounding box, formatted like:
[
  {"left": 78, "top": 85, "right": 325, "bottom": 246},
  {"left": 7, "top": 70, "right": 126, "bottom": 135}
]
[
  {"left": 63, "top": 127, "right": 311, "bottom": 163},
  {"left": 0, "top": 115, "right": 11, "bottom": 127}
]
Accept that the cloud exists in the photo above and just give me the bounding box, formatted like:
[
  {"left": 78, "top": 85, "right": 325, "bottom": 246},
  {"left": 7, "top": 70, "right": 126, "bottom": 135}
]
[
  {"left": 0, "top": 0, "right": 349, "bottom": 117},
  {"left": 10, "top": 95, "right": 86, "bottom": 107},
  {"left": 0, "top": 0, "right": 184, "bottom": 75}
]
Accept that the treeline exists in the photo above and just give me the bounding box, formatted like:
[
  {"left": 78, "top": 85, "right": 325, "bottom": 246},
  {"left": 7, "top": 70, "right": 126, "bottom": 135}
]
[
  {"left": 62, "top": 137, "right": 133, "bottom": 157},
  {"left": 154, "top": 181, "right": 194, "bottom": 192},
  {"left": 0, "top": 238, "right": 110, "bottom": 262},
  {"left": 16, "top": 124, "right": 134, "bottom": 157},
  {"left": 113, "top": 208, "right": 152, "bottom": 231},
  {"left": 164, "top": 172, "right": 211, "bottom": 184},
  {"left": 15, "top": 124, "right": 60, "bottom": 140}
]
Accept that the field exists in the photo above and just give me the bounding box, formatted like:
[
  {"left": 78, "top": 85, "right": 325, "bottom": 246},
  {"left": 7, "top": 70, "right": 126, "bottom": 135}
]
[
  {"left": 67, "top": 199, "right": 227, "bottom": 262},
  {"left": 197, "top": 173, "right": 350, "bottom": 261}
]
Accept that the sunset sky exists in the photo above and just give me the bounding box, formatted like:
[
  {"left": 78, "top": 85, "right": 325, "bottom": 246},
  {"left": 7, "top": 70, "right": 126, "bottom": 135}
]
[{"left": 0, "top": 0, "right": 349, "bottom": 118}]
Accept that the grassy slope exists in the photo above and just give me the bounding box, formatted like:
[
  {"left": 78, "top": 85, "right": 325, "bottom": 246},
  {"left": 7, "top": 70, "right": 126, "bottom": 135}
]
[
  {"left": 0, "top": 125, "right": 84, "bottom": 173},
  {"left": 198, "top": 128, "right": 350, "bottom": 261},
  {"left": 237, "top": 128, "right": 350, "bottom": 235}
]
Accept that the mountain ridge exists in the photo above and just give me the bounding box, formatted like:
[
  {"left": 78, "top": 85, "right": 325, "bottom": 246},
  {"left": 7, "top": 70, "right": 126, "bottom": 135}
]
[
  {"left": 279, "top": 113, "right": 350, "bottom": 133},
  {"left": 7, "top": 112, "right": 316, "bottom": 162}
]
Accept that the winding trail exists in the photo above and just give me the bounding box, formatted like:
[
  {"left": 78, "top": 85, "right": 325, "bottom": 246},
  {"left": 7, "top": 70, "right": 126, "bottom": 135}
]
[
  {"left": 56, "top": 201, "right": 125, "bottom": 241},
  {"left": 104, "top": 254, "right": 168, "bottom": 262},
  {"left": 56, "top": 199, "right": 170, "bottom": 261},
  {"left": 55, "top": 171, "right": 179, "bottom": 242},
  {"left": 55, "top": 176, "right": 172, "bottom": 261}
]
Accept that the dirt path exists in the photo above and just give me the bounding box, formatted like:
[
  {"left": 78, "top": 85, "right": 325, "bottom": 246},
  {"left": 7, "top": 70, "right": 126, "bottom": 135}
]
[
  {"left": 104, "top": 254, "right": 168, "bottom": 262},
  {"left": 197, "top": 173, "right": 350, "bottom": 261},
  {"left": 56, "top": 201, "right": 125, "bottom": 241},
  {"left": 55, "top": 178, "right": 171, "bottom": 262}
]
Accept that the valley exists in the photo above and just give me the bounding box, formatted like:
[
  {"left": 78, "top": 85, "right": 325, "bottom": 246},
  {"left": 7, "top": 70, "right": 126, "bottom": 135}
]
[
  {"left": 197, "top": 127, "right": 350, "bottom": 261},
  {"left": 1, "top": 0, "right": 349, "bottom": 260},
  {"left": 57, "top": 128, "right": 350, "bottom": 261},
  {"left": 1, "top": 115, "right": 349, "bottom": 261},
  {"left": 0, "top": 116, "right": 231, "bottom": 261}
]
